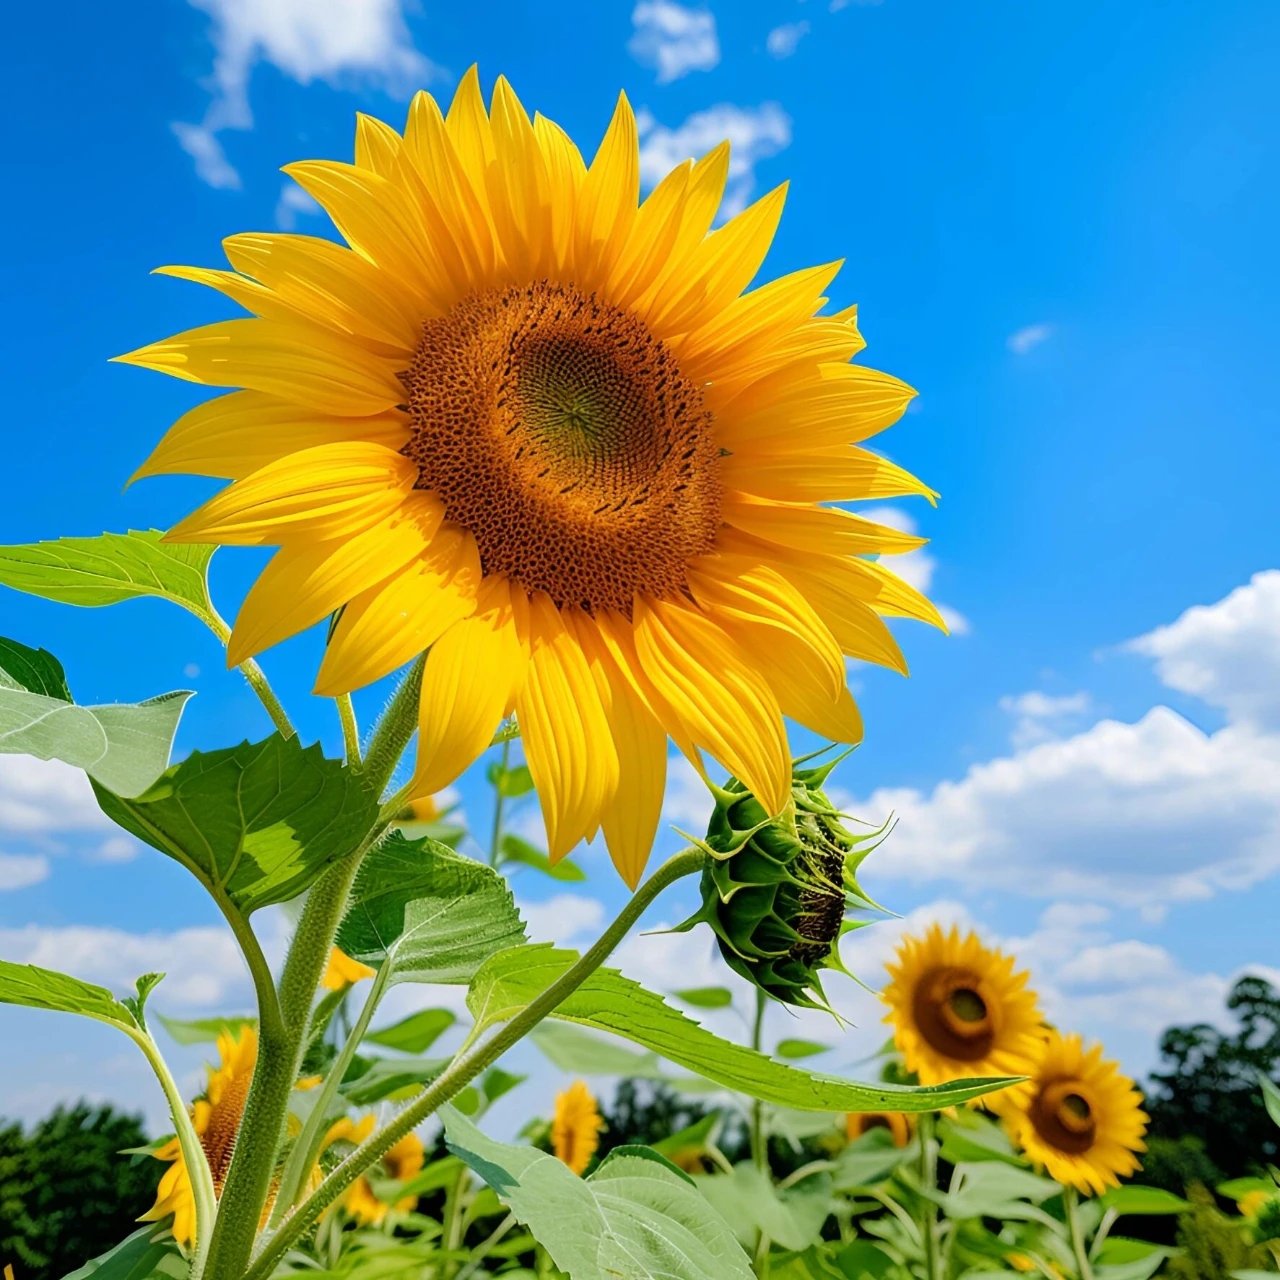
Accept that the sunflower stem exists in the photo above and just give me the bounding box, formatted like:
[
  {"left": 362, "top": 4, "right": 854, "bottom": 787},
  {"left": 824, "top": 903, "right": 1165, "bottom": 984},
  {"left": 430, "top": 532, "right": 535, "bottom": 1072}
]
[
  {"left": 918, "top": 1110, "right": 944, "bottom": 1280},
  {"left": 362, "top": 655, "right": 425, "bottom": 795},
  {"left": 488, "top": 736, "right": 511, "bottom": 867},
  {"left": 336, "top": 694, "right": 361, "bottom": 767},
  {"left": 198, "top": 605, "right": 295, "bottom": 740},
  {"left": 1064, "top": 1186, "right": 1096, "bottom": 1280},
  {"left": 241, "top": 846, "right": 707, "bottom": 1280}
]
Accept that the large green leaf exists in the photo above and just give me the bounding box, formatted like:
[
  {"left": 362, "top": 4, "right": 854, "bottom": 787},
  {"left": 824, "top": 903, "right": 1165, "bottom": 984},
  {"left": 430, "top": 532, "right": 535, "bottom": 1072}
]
[
  {"left": 0, "top": 635, "right": 191, "bottom": 797},
  {"left": 443, "top": 1107, "right": 754, "bottom": 1280},
  {"left": 700, "top": 1163, "right": 832, "bottom": 1252},
  {"left": 0, "top": 530, "right": 215, "bottom": 617},
  {"left": 0, "top": 959, "right": 143, "bottom": 1031},
  {"left": 59, "top": 1226, "right": 186, "bottom": 1280},
  {"left": 1099, "top": 1184, "right": 1191, "bottom": 1216},
  {"left": 338, "top": 834, "right": 526, "bottom": 984},
  {"left": 531, "top": 1021, "right": 670, "bottom": 1079},
  {"left": 468, "top": 944, "right": 1019, "bottom": 1113},
  {"left": 95, "top": 734, "right": 377, "bottom": 914},
  {"left": 339, "top": 1054, "right": 448, "bottom": 1105}
]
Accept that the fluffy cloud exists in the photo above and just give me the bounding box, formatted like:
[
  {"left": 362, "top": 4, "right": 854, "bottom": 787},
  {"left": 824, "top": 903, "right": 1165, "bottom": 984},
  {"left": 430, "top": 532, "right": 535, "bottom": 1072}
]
[
  {"left": 637, "top": 103, "right": 791, "bottom": 219},
  {"left": 0, "top": 757, "right": 114, "bottom": 835},
  {"left": 1007, "top": 322, "right": 1054, "bottom": 355},
  {"left": 766, "top": 22, "right": 810, "bottom": 58},
  {"left": 176, "top": 0, "right": 440, "bottom": 186},
  {"left": 859, "top": 505, "right": 969, "bottom": 635},
  {"left": 0, "top": 854, "right": 49, "bottom": 891},
  {"left": 274, "top": 181, "right": 323, "bottom": 230},
  {"left": 999, "top": 689, "right": 1095, "bottom": 748},
  {"left": 628, "top": 1, "right": 719, "bottom": 83}
]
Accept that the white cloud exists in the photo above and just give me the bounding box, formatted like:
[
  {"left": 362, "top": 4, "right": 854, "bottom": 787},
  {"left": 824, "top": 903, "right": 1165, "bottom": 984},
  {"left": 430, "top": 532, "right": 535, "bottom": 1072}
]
[
  {"left": 0, "top": 854, "right": 49, "bottom": 891},
  {"left": 91, "top": 836, "right": 140, "bottom": 864},
  {"left": 766, "top": 21, "right": 810, "bottom": 58},
  {"left": 1007, "top": 322, "right": 1054, "bottom": 355},
  {"left": 0, "top": 757, "right": 113, "bottom": 835},
  {"left": 859, "top": 505, "right": 970, "bottom": 635},
  {"left": 637, "top": 103, "right": 792, "bottom": 219},
  {"left": 999, "top": 689, "right": 1095, "bottom": 748},
  {"left": 176, "top": 0, "right": 440, "bottom": 186},
  {"left": 629, "top": 1, "right": 719, "bottom": 83},
  {"left": 1127, "top": 570, "right": 1280, "bottom": 730},
  {"left": 274, "top": 181, "right": 323, "bottom": 230},
  {"left": 520, "top": 894, "right": 607, "bottom": 948}
]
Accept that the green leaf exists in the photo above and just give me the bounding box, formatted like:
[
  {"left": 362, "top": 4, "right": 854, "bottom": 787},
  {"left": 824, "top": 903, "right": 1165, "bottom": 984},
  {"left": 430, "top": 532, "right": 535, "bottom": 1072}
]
[
  {"left": 1259, "top": 1072, "right": 1280, "bottom": 1130},
  {"left": 939, "top": 1163, "right": 1061, "bottom": 1218},
  {"left": 531, "top": 1021, "right": 669, "bottom": 1079},
  {"left": 1218, "top": 1176, "right": 1273, "bottom": 1200},
  {"left": 0, "top": 636, "right": 191, "bottom": 797},
  {"left": 500, "top": 833, "right": 586, "bottom": 881},
  {"left": 833, "top": 1241, "right": 897, "bottom": 1279},
  {"left": 488, "top": 761, "right": 534, "bottom": 797},
  {"left": 468, "top": 944, "right": 1019, "bottom": 1113},
  {"left": 120, "top": 973, "right": 165, "bottom": 1030},
  {"left": 700, "top": 1162, "right": 832, "bottom": 1252},
  {"left": 58, "top": 1225, "right": 186, "bottom": 1280},
  {"left": 366, "top": 1008, "right": 457, "bottom": 1054},
  {"left": 1095, "top": 1238, "right": 1172, "bottom": 1264},
  {"left": 0, "top": 959, "right": 139, "bottom": 1031},
  {"left": 338, "top": 833, "right": 526, "bottom": 985},
  {"left": 1100, "top": 1185, "right": 1191, "bottom": 1216},
  {"left": 0, "top": 530, "right": 215, "bottom": 617},
  {"left": 651, "top": 1114, "right": 720, "bottom": 1161},
  {"left": 95, "top": 734, "right": 378, "bottom": 914},
  {"left": 673, "top": 985, "right": 735, "bottom": 1009},
  {"left": 834, "top": 1129, "right": 917, "bottom": 1190},
  {"left": 156, "top": 1012, "right": 257, "bottom": 1047},
  {"left": 938, "top": 1112, "right": 1023, "bottom": 1166},
  {"left": 775, "top": 1038, "right": 831, "bottom": 1059},
  {"left": 340, "top": 1054, "right": 448, "bottom": 1105},
  {"left": 443, "top": 1107, "right": 754, "bottom": 1280}
]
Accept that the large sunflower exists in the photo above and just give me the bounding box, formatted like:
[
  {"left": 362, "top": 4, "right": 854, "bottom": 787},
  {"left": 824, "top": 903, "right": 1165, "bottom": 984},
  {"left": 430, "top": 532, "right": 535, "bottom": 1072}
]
[
  {"left": 142, "top": 1026, "right": 258, "bottom": 1247},
  {"left": 882, "top": 925, "right": 1043, "bottom": 1088},
  {"left": 118, "top": 69, "right": 940, "bottom": 886},
  {"left": 1003, "top": 1031, "right": 1147, "bottom": 1195}
]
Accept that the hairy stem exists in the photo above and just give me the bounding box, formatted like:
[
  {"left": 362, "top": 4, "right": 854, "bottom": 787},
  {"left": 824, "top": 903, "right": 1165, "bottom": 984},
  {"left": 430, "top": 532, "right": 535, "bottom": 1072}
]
[
  {"left": 199, "top": 606, "right": 294, "bottom": 740},
  {"left": 362, "top": 656, "right": 425, "bottom": 795},
  {"left": 488, "top": 736, "right": 511, "bottom": 867},
  {"left": 336, "top": 694, "right": 361, "bottom": 767},
  {"left": 243, "top": 847, "right": 707, "bottom": 1280}
]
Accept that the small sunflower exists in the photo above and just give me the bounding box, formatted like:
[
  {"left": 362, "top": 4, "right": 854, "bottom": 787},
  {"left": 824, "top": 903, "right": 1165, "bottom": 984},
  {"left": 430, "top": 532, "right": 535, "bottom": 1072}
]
[
  {"left": 882, "top": 925, "right": 1043, "bottom": 1088},
  {"left": 846, "top": 1110, "right": 911, "bottom": 1147},
  {"left": 552, "top": 1080, "right": 604, "bottom": 1175},
  {"left": 326, "top": 1116, "right": 425, "bottom": 1224},
  {"left": 321, "top": 946, "right": 378, "bottom": 991},
  {"left": 141, "top": 1026, "right": 258, "bottom": 1247},
  {"left": 118, "top": 68, "right": 940, "bottom": 888},
  {"left": 1003, "top": 1031, "right": 1147, "bottom": 1195}
]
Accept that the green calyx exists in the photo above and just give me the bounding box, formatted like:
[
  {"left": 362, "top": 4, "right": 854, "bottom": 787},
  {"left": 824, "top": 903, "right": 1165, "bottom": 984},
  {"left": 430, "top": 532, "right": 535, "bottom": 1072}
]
[{"left": 679, "top": 752, "right": 888, "bottom": 1013}]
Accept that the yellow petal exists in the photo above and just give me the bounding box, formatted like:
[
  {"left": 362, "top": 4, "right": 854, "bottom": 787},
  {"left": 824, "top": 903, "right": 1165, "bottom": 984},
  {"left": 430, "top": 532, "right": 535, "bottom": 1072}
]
[
  {"left": 114, "top": 318, "right": 404, "bottom": 415},
  {"left": 227, "top": 496, "right": 441, "bottom": 665},
  {"left": 573, "top": 92, "right": 639, "bottom": 289},
  {"left": 803, "top": 553, "right": 948, "bottom": 633},
  {"left": 165, "top": 442, "right": 417, "bottom": 546},
  {"left": 776, "top": 561, "right": 909, "bottom": 672},
  {"left": 516, "top": 596, "right": 619, "bottom": 860},
  {"left": 721, "top": 497, "right": 927, "bottom": 557},
  {"left": 445, "top": 65, "right": 496, "bottom": 198},
  {"left": 722, "top": 445, "right": 937, "bottom": 505},
  {"left": 533, "top": 112, "right": 586, "bottom": 271},
  {"left": 132, "top": 391, "right": 408, "bottom": 482},
  {"left": 315, "top": 525, "right": 482, "bottom": 696},
  {"left": 353, "top": 112, "right": 402, "bottom": 176},
  {"left": 413, "top": 578, "right": 529, "bottom": 795},
  {"left": 606, "top": 160, "right": 692, "bottom": 309}
]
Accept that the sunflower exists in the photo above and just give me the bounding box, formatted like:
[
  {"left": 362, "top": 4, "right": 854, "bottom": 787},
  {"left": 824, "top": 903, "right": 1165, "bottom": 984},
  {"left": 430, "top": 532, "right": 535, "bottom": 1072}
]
[
  {"left": 846, "top": 1110, "right": 911, "bottom": 1147},
  {"left": 141, "top": 1026, "right": 258, "bottom": 1247},
  {"left": 882, "top": 925, "right": 1044, "bottom": 1088},
  {"left": 321, "top": 946, "right": 378, "bottom": 991},
  {"left": 118, "top": 69, "right": 939, "bottom": 887},
  {"left": 552, "top": 1080, "right": 604, "bottom": 1175},
  {"left": 1003, "top": 1031, "right": 1147, "bottom": 1195},
  {"left": 325, "top": 1116, "right": 425, "bottom": 1224}
]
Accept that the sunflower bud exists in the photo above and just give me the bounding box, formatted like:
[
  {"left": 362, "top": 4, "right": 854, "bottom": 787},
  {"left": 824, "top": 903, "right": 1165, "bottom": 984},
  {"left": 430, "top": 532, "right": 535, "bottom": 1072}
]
[{"left": 680, "top": 754, "right": 885, "bottom": 1012}]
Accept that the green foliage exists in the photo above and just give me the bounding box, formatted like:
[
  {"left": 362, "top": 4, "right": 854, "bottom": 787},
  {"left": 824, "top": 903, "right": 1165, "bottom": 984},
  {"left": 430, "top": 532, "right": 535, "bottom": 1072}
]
[
  {"left": 0, "top": 963, "right": 150, "bottom": 1034},
  {"left": 1139, "top": 1134, "right": 1224, "bottom": 1200},
  {"left": 365, "top": 1008, "right": 457, "bottom": 1054},
  {"left": 598, "top": 1080, "right": 744, "bottom": 1165},
  {"left": 95, "top": 733, "right": 378, "bottom": 915},
  {"left": 0, "top": 1104, "right": 163, "bottom": 1280},
  {"left": 337, "top": 833, "right": 527, "bottom": 984},
  {"left": 1166, "top": 1184, "right": 1277, "bottom": 1280},
  {"left": 499, "top": 832, "right": 586, "bottom": 881},
  {"left": 0, "top": 635, "right": 190, "bottom": 797}
]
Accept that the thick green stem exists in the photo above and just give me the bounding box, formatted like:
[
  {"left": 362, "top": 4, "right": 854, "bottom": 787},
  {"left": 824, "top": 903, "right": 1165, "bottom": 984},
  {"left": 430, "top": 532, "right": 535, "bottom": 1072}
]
[
  {"left": 243, "top": 847, "right": 707, "bottom": 1280},
  {"left": 362, "top": 656, "right": 425, "bottom": 795},
  {"left": 336, "top": 694, "right": 361, "bottom": 767},
  {"left": 1064, "top": 1186, "right": 1095, "bottom": 1280},
  {"left": 199, "top": 606, "right": 294, "bottom": 740},
  {"left": 918, "top": 1111, "right": 943, "bottom": 1280}
]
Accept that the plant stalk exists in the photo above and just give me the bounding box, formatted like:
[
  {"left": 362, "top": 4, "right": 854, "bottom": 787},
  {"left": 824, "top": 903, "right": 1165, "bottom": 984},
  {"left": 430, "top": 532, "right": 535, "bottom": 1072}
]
[
  {"left": 1064, "top": 1186, "right": 1095, "bottom": 1280},
  {"left": 918, "top": 1110, "right": 943, "bottom": 1280},
  {"left": 362, "top": 656, "right": 425, "bottom": 795},
  {"left": 336, "top": 694, "right": 361, "bottom": 767},
  {"left": 488, "top": 736, "right": 511, "bottom": 868},
  {"left": 199, "top": 606, "right": 294, "bottom": 740}
]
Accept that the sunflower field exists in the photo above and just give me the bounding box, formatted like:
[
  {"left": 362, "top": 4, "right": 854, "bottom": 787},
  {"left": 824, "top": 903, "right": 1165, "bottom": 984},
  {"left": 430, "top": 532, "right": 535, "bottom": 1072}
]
[{"left": 2, "top": 22, "right": 1278, "bottom": 1280}]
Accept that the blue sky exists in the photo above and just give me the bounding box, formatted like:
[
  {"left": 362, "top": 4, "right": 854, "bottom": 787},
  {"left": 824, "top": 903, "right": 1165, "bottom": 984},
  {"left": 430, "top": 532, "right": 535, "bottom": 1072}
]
[{"left": 2, "top": 0, "right": 1279, "bottom": 1132}]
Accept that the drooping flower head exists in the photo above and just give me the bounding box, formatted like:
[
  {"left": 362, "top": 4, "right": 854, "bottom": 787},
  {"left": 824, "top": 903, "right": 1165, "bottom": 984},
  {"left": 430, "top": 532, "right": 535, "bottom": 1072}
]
[
  {"left": 552, "top": 1079, "right": 605, "bottom": 1175},
  {"left": 882, "top": 925, "right": 1043, "bottom": 1089},
  {"left": 118, "top": 69, "right": 940, "bottom": 887},
  {"left": 1002, "top": 1030, "right": 1147, "bottom": 1195}
]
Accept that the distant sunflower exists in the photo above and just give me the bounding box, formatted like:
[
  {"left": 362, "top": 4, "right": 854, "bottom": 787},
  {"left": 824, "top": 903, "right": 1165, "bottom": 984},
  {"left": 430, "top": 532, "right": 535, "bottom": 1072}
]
[
  {"left": 325, "top": 1116, "right": 425, "bottom": 1224},
  {"left": 552, "top": 1080, "right": 604, "bottom": 1175},
  {"left": 118, "top": 68, "right": 940, "bottom": 888},
  {"left": 882, "top": 925, "right": 1043, "bottom": 1088},
  {"left": 1004, "top": 1031, "right": 1147, "bottom": 1194},
  {"left": 141, "top": 1026, "right": 257, "bottom": 1247},
  {"left": 846, "top": 1110, "right": 911, "bottom": 1147},
  {"left": 321, "top": 946, "right": 377, "bottom": 991}
]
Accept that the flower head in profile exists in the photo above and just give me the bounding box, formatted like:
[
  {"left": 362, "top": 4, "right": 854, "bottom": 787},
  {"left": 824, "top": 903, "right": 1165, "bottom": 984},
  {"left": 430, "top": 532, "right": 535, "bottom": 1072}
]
[
  {"left": 118, "top": 69, "right": 940, "bottom": 887},
  {"left": 1003, "top": 1030, "right": 1147, "bottom": 1195},
  {"left": 325, "top": 1116, "right": 425, "bottom": 1224},
  {"left": 882, "top": 925, "right": 1043, "bottom": 1089},
  {"left": 321, "top": 946, "right": 377, "bottom": 992},
  {"left": 552, "top": 1079, "right": 604, "bottom": 1175},
  {"left": 141, "top": 1025, "right": 258, "bottom": 1247}
]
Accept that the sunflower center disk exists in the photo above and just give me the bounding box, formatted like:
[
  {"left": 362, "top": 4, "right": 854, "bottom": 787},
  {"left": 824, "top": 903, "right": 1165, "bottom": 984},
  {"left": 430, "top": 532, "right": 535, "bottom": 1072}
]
[
  {"left": 401, "top": 282, "right": 723, "bottom": 614},
  {"left": 914, "top": 967, "right": 999, "bottom": 1062},
  {"left": 1032, "top": 1080, "right": 1098, "bottom": 1154}
]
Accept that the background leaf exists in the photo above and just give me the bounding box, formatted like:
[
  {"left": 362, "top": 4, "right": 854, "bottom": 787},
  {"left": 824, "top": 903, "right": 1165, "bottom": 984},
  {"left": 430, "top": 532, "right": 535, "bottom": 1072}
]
[
  {"left": 95, "top": 734, "right": 377, "bottom": 914},
  {"left": 674, "top": 986, "right": 735, "bottom": 1009},
  {"left": 0, "top": 636, "right": 72, "bottom": 698},
  {"left": 775, "top": 1038, "right": 832, "bottom": 1060},
  {"left": 0, "top": 960, "right": 140, "bottom": 1031},
  {"left": 338, "top": 834, "right": 526, "bottom": 985},
  {"left": 366, "top": 1008, "right": 457, "bottom": 1054},
  {"left": 468, "top": 944, "right": 1020, "bottom": 1113},
  {"left": 155, "top": 1012, "right": 257, "bottom": 1047},
  {"left": 1099, "top": 1184, "right": 1191, "bottom": 1216},
  {"left": 58, "top": 1226, "right": 186, "bottom": 1280},
  {"left": 443, "top": 1107, "right": 754, "bottom": 1280},
  {"left": 500, "top": 833, "right": 585, "bottom": 881},
  {"left": 700, "top": 1162, "right": 833, "bottom": 1252}
]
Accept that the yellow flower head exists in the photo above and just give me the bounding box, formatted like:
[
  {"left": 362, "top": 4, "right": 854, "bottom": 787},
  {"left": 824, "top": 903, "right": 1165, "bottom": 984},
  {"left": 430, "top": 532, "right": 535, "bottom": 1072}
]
[
  {"left": 846, "top": 1110, "right": 911, "bottom": 1147},
  {"left": 325, "top": 1115, "right": 426, "bottom": 1225},
  {"left": 118, "top": 68, "right": 940, "bottom": 889},
  {"left": 141, "top": 1025, "right": 258, "bottom": 1247},
  {"left": 321, "top": 946, "right": 378, "bottom": 991},
  {"left": 882, "top": 924, "right": 1044, "bottom": 1089},
  {"left": 552, "top": 1079, "right": 604, "bottom": 1175},
  {"left": 1003, "top": 1030, "right": 1148, "bottom": 1195},
  {"left": 1239, "top": 1189, "right": 1272, "bottom": 1219}
]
